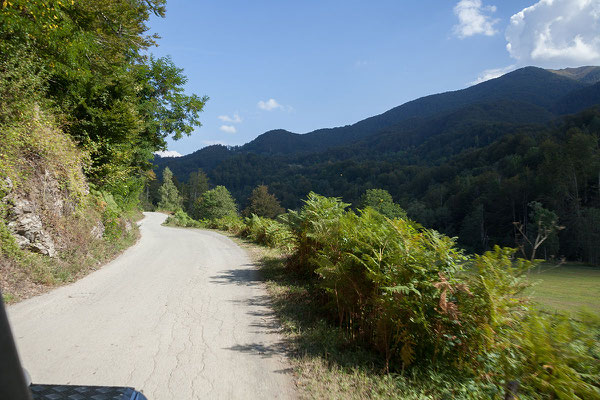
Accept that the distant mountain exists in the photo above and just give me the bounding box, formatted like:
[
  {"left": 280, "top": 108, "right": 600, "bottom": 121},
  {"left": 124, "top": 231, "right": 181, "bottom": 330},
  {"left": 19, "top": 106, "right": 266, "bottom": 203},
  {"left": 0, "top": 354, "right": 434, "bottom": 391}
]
[
  {"left": 153, "top": 67, "right": 600, "bottom": 266},
  {"left": 156, "top": 65, "right": 600, "bottom": 180}
]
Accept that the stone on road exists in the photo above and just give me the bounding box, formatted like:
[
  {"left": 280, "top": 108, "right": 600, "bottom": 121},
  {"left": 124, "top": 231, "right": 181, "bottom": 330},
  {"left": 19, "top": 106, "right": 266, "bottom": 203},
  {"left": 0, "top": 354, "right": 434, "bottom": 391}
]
[{"left": 8, "top": 212, "right": 296, "bottom": 399}]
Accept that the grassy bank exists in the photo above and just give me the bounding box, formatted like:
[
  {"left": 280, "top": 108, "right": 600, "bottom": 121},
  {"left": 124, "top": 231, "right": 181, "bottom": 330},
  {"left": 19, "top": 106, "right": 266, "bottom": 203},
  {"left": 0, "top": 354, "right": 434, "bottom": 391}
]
[{"left": 1, "top": 212, "right": 141, "bottom": 304}]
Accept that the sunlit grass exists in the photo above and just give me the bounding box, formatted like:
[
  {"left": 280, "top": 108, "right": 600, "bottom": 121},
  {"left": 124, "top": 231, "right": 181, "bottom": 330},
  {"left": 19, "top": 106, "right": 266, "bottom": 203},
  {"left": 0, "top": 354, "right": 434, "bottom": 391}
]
[{"left": 527, "top": 262, "right": 600, "bottom": 316}]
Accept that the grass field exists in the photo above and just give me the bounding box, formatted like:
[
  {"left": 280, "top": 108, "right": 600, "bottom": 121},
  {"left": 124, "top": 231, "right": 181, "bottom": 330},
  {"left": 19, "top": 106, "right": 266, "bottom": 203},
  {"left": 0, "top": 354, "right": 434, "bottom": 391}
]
[{"left": 527, "top": 262, "right": 600, "bottom": 316}]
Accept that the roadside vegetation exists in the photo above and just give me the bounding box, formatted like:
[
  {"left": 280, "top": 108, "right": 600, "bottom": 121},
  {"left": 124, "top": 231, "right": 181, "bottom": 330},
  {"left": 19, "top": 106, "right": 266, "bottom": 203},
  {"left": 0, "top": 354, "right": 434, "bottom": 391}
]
[
  {"left": 0, "top": 1, "right": 204, "bottom": 301},
  {"left": 162, "top": 182, "right": 600, "bottom": 399}
]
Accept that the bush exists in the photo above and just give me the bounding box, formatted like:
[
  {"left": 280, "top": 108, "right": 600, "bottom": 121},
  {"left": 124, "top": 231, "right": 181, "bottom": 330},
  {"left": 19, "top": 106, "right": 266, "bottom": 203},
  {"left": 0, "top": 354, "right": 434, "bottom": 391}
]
[
  {"left": 358, "top": 188, "right": 407, "bottom": 219},
  {"left": 206, "top": 214, "right": 246, "bottom": 235},
  {"left": 282, "top": 192, "right": 349, "bottom": 273},
  {"left": 244, "top": 214, "right": 294, "bottom": 251},
  {"left": 277, "top": 192, "right": 600, "bottom": 397},
  {"left": 164, "top": 210, "right": 203, "bottom": 228}
]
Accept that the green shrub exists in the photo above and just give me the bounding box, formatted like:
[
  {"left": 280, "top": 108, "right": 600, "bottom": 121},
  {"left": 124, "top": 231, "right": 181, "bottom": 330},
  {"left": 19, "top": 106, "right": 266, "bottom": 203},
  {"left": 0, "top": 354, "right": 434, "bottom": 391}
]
[
  {"left": 206, "top": 214, "right": 246, "bottom": 235},
  {"left": 358, "top": 188, "right": 407, "bottom": 219},
  {"left": 283, "top": 192, "right": 349, "bottom": 273},
  {"left": 277, "top": 192, "right": 600, "bottom": 397},
  {"left": 245, "top": 214, "right": 294, "bottom": 251},
  {"left": 164, "top": 210, "right": 203, "bottom": 228}
]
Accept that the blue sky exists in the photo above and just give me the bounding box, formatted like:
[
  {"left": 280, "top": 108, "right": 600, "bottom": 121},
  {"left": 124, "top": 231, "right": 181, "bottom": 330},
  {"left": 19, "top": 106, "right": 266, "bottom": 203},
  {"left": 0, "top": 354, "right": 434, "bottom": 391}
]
[{"left": 150, "top": 0, "right": 600, "bottom": 156}]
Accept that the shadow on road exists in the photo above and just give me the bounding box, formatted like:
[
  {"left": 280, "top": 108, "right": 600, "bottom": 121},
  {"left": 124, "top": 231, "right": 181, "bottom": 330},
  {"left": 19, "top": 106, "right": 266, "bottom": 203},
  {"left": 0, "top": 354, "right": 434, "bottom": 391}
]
[
  {"left": 210, "top": 265, "right": 294, "bottom": 363},
  {"left": 209, "top": 265, "right": 262, "bottom": 286}
]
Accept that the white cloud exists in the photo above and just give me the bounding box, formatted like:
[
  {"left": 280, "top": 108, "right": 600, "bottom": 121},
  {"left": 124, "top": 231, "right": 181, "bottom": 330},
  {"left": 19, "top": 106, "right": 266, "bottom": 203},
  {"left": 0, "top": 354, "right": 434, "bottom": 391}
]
[
  {"left": 257, "top": 98, "right": 283, "bottom": 111},
  {"left": 506, "top": 0, "right": 600, "bottom": 67},
  {"left": 217, "top": 113, "right": 242, "bottom": 123},
  {"left": 453, "top": 0, "right": 499, "bottom": 38},
  {"left": 219, "top": 125, "right": 237, "bottom": 134},
  {"left": 471, "top": 64, "right": 517, "bottom": 84},
  {"left": 154, "top": 150, "right": 182, "bottom": 158}
]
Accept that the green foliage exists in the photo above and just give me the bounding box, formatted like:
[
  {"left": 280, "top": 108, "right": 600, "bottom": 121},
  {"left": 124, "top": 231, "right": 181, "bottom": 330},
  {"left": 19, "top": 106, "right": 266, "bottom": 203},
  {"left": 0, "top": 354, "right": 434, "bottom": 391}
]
[
  {"left": 95, "top": 190, "right": 123, "bottom": 240},
  {"left": 269, "top": 192, "right": 599, "bottom": 397},
  {"left": 164, "top": 209, "right": 202, "bottom": 228},
  {"left": 187, "top": 169, "right": 210, "bottom": 218},
  {"left": 205, "top": 214, "right": 246, "bottom": 235},
  {"left": 243, "top": 185, "right": 284, "bottom": 218},
  {"left": 195, "top": 186, "right": 237, "bottom": 220},
  {"left": 283, "top": 192, "right": 349, "bottom": 273},
  {"left": 358, "top": 189, "right": 406, "bottom": 219},
  {"left": 244, "top": 214, "right": 294, "bottom": 251},
  {"left": 514, "top": 201, "right": 564, "bottom": 261},
  {"left": 157, "top": 108, "right": 600, "bottom": 265},
  {"left": 157, "top": 167, "right": 182, "bottom": 212},
  {"left": 515, "top": 312, "right": 600, "bottom": 399},
  {"left": 0, "top": 0, "right": 206, "bottom": 211},
  {"left": 0, "top": 215, "right": 22, "bottom": 261}
]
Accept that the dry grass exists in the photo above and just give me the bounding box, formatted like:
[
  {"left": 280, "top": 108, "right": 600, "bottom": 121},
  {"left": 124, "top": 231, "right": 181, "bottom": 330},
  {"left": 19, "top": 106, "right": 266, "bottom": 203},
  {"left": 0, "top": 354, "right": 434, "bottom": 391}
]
[{"left": 1, "top": 213, "right": 141, "bottom": 304}]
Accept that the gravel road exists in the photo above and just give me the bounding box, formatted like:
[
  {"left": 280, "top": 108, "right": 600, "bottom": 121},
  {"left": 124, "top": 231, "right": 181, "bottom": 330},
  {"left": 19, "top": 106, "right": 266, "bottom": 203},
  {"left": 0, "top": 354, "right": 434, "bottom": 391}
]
[{"left": 8, "top": 212, "right": 296, "bottom": 399}]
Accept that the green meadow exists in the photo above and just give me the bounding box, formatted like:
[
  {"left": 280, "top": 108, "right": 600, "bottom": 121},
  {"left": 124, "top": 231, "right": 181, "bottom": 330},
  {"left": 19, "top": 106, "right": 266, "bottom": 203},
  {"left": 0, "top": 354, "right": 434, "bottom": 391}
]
[{"left": 527, "top": 263, "right": 600, "bottom": 316}]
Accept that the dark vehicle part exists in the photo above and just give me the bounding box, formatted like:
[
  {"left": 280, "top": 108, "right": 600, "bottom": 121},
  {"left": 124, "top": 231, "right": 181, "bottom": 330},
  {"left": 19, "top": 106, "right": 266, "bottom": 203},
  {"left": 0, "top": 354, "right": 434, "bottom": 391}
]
[
  {"left": 30, "top": 384, "right": 147, "bottom": 400},
  {"left": 0, "top": 291, "right": 32, "bottom": 400},
  {"left": 0, "top": 291, "right": 148, "bottom": 400}
]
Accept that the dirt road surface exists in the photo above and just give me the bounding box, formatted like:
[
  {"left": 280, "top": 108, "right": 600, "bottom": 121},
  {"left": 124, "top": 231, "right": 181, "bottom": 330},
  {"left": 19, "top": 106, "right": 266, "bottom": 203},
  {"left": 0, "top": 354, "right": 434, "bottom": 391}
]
[{"left": 8, "top": 212, "right": 296, "bottom": 399}]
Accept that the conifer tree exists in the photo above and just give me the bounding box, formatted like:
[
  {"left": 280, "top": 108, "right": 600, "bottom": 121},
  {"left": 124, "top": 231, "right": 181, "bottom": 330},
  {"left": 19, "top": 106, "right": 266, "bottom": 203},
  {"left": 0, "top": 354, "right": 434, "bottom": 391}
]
[
  {"left": 188, "top": 169, "right": 210, "bottom": 217},
  {"left": 158, "top": 167, "right": 182, "bottom": 211}
]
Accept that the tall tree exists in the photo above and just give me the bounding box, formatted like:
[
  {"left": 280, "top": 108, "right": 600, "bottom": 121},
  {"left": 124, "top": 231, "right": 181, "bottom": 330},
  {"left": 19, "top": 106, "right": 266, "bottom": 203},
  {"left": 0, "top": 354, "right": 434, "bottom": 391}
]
[
  {"left": 243, "top": 185, "right": 284, "bottom": 218},
  {"left": 158, "top": 167, "right": 182, "bottom": 211},
  {"left": 195, "top": 186, "right": 237, "bottom": 220},
  {"left": 358, "top": 189, "right": 406, "bottom": 219},
  {"left": 187, "top": 169, "right": 210, "bottom": 217}
]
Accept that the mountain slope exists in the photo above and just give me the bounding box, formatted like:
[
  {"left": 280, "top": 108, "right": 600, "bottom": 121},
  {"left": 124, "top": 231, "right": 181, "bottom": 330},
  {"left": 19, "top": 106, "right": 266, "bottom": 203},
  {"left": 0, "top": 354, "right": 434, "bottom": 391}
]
[
  {"left": 157, "top": 66, "right": 599, "bottom": 182},
  {"left": 233, "top": 66, "right": 584, "bottom": 157}
]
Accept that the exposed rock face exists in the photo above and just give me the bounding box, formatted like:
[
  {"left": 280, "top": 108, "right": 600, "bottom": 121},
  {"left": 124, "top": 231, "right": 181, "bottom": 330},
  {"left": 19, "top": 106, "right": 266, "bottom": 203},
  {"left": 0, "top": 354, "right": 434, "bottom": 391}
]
[
  {"left": 6, "top": 197, "right": 57, "bottom": 257},
  {"left": 90, "top": 220, "right": 105, "bottom": 239}
]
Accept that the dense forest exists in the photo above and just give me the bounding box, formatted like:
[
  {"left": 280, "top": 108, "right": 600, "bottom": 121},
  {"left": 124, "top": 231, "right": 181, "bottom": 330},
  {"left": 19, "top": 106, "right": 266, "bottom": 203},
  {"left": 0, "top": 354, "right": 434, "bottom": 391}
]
[{"left": 154, "top": 68, "right": 600, "bottom": 264}]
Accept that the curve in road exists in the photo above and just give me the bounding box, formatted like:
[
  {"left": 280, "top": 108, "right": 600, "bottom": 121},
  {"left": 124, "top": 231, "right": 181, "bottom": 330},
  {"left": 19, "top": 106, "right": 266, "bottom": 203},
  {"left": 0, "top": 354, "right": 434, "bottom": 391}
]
[{"left": 8, "top": 212, "right": 296, "bottom": 399}]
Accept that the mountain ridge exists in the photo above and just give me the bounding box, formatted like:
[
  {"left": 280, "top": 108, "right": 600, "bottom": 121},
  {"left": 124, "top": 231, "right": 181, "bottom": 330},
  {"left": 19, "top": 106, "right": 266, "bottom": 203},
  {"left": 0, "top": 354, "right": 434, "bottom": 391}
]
[{"left": 156, "top": 65, "right": 600, "bottom": 180}]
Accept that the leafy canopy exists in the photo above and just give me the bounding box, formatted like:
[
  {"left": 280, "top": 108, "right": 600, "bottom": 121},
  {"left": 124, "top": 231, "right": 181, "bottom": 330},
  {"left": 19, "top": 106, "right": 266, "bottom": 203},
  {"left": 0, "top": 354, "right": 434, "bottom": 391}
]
[
  {"left": 358, "top": 188, "right": 407, "bottom": 219},
  {"left": 243, "top": 185, "right": 284, "bottom": 218},
  {"left": 195, "top": 186, "right": 237, "bottom": 220},
  {"left": 0, "top": 0, "right": 207, "bottom": 207}
]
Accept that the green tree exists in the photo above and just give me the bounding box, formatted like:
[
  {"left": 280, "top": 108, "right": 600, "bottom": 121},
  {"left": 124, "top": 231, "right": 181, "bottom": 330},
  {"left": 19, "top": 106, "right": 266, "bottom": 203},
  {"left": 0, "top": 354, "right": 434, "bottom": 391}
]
[
  {"left": 459, "top": 204, "right": 488, "bottom": 252},
  {"left": 158, "top": 167, "right": 182, "bottom": 211},
  {"left": 243, "top": 185, "right": 284, "bottom": 218},
  {"left": 195, "top": 186, "right": 237, "bottom": 220},
  {"left": 514, "top": 201, "right": 564, "bottom": 261},
  {"left": 358, "top": 189, "right": 406, "bottom": 219},
  {"left": 187, "top": 169, "right": 210, "bottom": 217},
  {"left": 0, "top": 0, "right": 207, "bottom": 208}
]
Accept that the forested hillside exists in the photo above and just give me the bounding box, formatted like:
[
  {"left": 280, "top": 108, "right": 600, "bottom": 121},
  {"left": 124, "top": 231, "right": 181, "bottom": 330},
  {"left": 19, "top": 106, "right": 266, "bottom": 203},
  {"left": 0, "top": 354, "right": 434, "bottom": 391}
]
[
  {"left": 155, "top": 67, "right": 600, "bottom": 264},
  {"left": 0, "top": 0, "right": 204, "bottom": 300}
]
